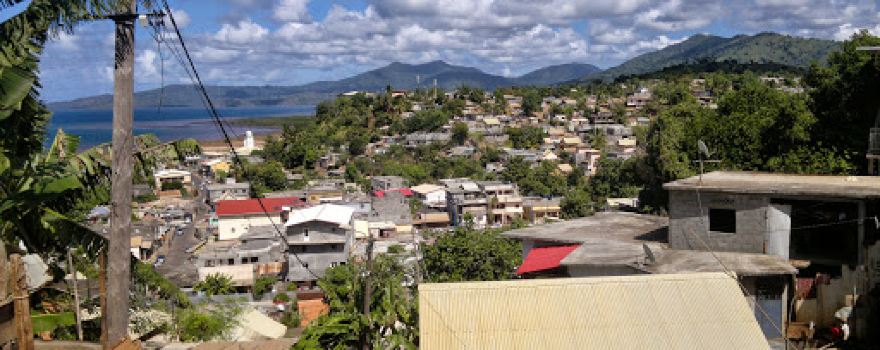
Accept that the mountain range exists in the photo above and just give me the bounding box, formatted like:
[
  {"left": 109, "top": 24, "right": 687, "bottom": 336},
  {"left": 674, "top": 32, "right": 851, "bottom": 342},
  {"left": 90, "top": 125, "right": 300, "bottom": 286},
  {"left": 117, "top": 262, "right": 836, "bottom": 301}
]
[{"left": 50, "top": 32, "right": 839, "bottom": 109}]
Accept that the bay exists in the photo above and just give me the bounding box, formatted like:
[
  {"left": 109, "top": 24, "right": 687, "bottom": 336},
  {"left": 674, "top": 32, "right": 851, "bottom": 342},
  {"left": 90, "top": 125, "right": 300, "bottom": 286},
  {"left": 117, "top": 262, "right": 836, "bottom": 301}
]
[{"left": 47, "top": 105, "right": 315, "bottom": 149}]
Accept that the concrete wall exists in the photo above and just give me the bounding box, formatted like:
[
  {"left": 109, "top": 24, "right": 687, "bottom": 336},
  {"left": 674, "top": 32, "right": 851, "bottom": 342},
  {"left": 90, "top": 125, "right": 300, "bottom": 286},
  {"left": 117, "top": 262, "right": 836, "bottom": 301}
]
[
  {"left": 668, "top": 190, "right": 768, "bottom": 253},
  {"left": 286, "top": 221, "right": 351, "bottom": 282}
]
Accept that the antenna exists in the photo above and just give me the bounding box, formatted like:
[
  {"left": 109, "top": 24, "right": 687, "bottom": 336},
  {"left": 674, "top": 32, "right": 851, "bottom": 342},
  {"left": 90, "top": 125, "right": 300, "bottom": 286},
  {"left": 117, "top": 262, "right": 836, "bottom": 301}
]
[{"left": 693, "top": 140, "right": 720, "bottom": 184}]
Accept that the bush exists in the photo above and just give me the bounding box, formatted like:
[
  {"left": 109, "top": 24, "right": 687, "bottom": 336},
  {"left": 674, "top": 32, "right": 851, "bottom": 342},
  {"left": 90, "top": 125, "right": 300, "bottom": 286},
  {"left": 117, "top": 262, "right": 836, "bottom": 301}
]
[
  {"left": 253, "top": 276, "right": 277, "bottom": 299},
  {"left": 161, "top": 181, "right": 184, "bottom": 191},
  {"left": 177, "top": 309, "right": 227, "bottom": 342},
  {"left": 273, "top": 293, "right": 291, "bottom": 303},
  {"left": 281, "top": 311, "right": 301, "bottom": 328},
  {"left": 387, "top": 244, "right": 405, "bottom": 254},
  {"left": 286, "top": 282, "right": 298, "bottom": 291}
]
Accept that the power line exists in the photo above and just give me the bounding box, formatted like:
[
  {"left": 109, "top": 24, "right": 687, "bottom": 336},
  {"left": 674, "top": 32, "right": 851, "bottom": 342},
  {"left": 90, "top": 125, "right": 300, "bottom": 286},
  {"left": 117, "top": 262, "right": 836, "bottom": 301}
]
[
  {"left": 161, "top": 0, "right": 319, "bottom": 279},
  {"left": 690, "top": 150, "right": 786, "bottom": 341}
]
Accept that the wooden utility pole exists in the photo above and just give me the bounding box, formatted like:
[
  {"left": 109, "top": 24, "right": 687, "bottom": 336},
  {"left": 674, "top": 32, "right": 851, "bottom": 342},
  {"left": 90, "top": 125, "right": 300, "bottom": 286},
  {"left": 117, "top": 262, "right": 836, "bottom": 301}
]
[
  {"left": 361, "top": 235, "right": 374, "bottom": 350},
  {"left": 11, "top": 254, "right": 34, "bottom": 350},
  {"left": 105, "top": 0, "right": 136, "bottom": 347},
  {"left": 67, "top": 251, "right": 83, "bottom": 341}
]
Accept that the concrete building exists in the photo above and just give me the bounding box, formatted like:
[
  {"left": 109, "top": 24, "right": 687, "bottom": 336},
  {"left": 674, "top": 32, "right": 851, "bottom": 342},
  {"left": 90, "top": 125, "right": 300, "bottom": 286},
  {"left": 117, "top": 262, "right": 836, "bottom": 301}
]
[
  {"left": 404, "top": 132, "right": 450, "bottom": 148},
  {"left": 205, "top": 179, "right": 251, "bottom": 206},
  {"left": 410, "top": 183, "right": 447, "bottom": 208},
  {"left": 370, "top": 176, "right": 408, "bottom": 191},
  {"left": 215, "top": 197, "right": 306, "bottom": 241},
  {"left": 478, "top": 181, "right": 523, "bottom": 227},
  {"left": 664, "top": 171, "right": 880, "bottom": 337},
  {"left": 522, "top": 197, "right": 562, "bottom": 224},
  {"left": 501, "top": 211, "right": 799, "bottom": 341},
  {"left": 445, "top": 181, "right": 488, "bottom": 228},
  {"left": 153, "top": 168, "right": 191, "bottom": 190},
  {"left": 195, "top": 226, "right": 286, "bottom": 289},
  {"left": 284, "top": 204, "right": 355, "bottom": 286}
]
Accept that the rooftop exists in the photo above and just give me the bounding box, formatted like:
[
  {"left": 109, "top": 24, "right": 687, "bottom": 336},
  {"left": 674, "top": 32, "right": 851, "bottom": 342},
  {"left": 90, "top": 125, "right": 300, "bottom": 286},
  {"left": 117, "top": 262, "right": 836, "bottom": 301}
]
[
  {"left": 664, "top": 171, "right": 880, "bottom": 199},
  {"left": 419, "top": 272, "right": 769, "bottom": 349},
  {"left": 647, "top": 249, "right": 797, "bottom": 277},
  {"left": 501, "top": 212, "right": 668, "bottom": 245},
  {"left": 285, "top": 203, "right": 355, "bottom": 227},
  {"left": 215, "top": 197, "right": 305, "bottom": 217}
]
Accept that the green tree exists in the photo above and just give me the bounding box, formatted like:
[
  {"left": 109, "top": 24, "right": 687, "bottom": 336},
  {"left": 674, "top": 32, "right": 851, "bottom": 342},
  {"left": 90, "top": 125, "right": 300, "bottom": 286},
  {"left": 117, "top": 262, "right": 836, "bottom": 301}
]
[
  {"left": 561, "top": 189, "right": 593, "bottom": 219},
  {"left": 521, "top": 90, "right": 542, "bottom": 116},
  {"left": 252, "top": 275, "right": 277, "bottom": 299},
  {"left": 295, "top": 255, "right": 418, "bottom": 349},
  {"left": 506, "top": 126, "right": 544, "bottom": 149},
  {"left": 194, "top": 273, "right": 235, "bottom": 296},
  {"left": 422, "top": 227, "right": 522, "bottom": 282},
  {"left": 240, "top": 160, "right": 287, "bottom": 195},
  {"left": 451, "top": 122, "right": 469, "bottom": 145},
  {"left": 806, "top": 30, "right": 880, "bottom": 173}
]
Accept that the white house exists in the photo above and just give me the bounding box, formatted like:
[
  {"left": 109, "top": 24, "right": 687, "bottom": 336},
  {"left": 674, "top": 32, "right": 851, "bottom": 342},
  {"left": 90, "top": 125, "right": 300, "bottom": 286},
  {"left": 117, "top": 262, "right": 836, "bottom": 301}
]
[
  {"left": 410, "top": 183, "right": 447, "bottom": 208},
  {"left": 215, "top": 197, "right": 306, "bottom": 241}
]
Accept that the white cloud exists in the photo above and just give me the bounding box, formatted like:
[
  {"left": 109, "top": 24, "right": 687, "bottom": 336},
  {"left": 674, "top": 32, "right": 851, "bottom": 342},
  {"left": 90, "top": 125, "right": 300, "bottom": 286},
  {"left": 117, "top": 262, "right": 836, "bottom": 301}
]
[
  {"left": 214, "top": 19, "right": 269, "bottom": 45},
  {"left": 50, "top": 31, "right": 79, "bottom": 51},
  {"left": 274, "top": 0, "right": 311, "bottom": 23},
  {"left": 166, "top": 8, "right": 192, "bottom": 28}
]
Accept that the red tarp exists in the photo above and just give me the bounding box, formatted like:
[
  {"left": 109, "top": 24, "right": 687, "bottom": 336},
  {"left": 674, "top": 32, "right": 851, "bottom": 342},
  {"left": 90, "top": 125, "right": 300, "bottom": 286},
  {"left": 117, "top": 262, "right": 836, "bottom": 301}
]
[
  {"left": 516, "top": 244, "right": 580, "bottom": 275},
  {"left": 215, "top": 197, "right": 306, "bottom": 216}
]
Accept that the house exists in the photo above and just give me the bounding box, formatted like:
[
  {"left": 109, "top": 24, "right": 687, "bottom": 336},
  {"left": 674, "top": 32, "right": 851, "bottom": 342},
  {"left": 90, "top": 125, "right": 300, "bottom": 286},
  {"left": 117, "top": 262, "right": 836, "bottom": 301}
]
[
  {"left": 522, "top": 197, "right": 562, "bottom": 224},
  {"left": 215, "top": 197, "right": 306, "bottom": 241},
  {"left": 502, "top": 212, "right": 797, "bottom": 340},
  {"left": 205, "top": 179, "right": 251, "bottom": 206},
  {"left": 370, "top": 188, "right": 414, "bottom": 225},
  {"left": 575, "top": 148, "right": 602, "bottom": 176},
  {"left": 371, "top": 176, "right": 408, "bottom": 191},
  {"left": 201, "top": 158, "right": 231, "bottom": 176},
  {"left": 413, "top": 211, "right": 450, "bottom": 232},
  {"left": 419, "top": 273, "right": 770, "bottom": 349},
  {"left": 478, "top": 181, "right": 523, "bottom": 227},
  {"left": 405, "top": 132, "right": 450, "bottom": 148},
  {"left": 284, "top": 204, "right": 356, "bottom": 286},
  {"left": 153, "top": 168, "right": 191, "bottom": 190},
  {"left": 664, "top": 171, "right": 880, "bottom": 336},
  {"left": 195, "top": 226, "right": 286, "bottom": 289},
  {"left": 410, "top": 183, "right": 447, "bottom": 208},
  {"left": 445, "top": 181, "right": 488, "bottom": 228},
  {"left": 626, "top": 87, "right": 652, "bottom": 108}
]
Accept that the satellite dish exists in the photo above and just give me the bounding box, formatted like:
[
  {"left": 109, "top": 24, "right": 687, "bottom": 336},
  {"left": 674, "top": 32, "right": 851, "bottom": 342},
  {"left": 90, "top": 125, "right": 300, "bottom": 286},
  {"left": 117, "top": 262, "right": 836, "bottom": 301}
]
[
  {"left": 643, "top": 243, "right": 656, "bottom": 264},
  {"left": 698, "top": 140, "right": 712, "bottom": 158}
]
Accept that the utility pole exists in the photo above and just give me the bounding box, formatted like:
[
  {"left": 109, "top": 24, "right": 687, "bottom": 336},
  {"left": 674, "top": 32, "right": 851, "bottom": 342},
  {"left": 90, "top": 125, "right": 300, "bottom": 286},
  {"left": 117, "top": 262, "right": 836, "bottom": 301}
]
[
  {"left": 361, "top": 234, "right": 375, "bottom": 350},
  {"left": 105, "top": 0, "right": 136, "bottom": 347}
]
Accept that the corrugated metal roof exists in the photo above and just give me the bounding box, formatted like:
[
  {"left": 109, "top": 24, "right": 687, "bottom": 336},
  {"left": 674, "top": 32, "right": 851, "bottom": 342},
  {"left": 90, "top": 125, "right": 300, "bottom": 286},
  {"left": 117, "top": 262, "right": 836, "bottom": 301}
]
[{"left": 419, "top": 273, "right": 768, "bottom": 350}]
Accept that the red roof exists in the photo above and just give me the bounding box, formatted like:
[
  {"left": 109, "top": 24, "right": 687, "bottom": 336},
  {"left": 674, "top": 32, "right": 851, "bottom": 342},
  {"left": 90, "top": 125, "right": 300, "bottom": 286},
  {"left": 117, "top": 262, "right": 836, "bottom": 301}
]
[
  {"left": 373, "top": 188, "right": 414, "bottom": 198},
  {"left": 516, "top": 245, "right": 580, "bottom": 275},
  {"left": 215, "top": 197, "right": 306, "bottom": 216}
]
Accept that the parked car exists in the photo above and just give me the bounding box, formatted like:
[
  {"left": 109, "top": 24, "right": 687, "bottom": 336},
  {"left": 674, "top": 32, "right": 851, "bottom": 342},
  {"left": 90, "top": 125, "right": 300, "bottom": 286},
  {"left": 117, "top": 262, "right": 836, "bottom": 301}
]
[{"left": 155, "top": 255, "right": 166, "bottom": 266}]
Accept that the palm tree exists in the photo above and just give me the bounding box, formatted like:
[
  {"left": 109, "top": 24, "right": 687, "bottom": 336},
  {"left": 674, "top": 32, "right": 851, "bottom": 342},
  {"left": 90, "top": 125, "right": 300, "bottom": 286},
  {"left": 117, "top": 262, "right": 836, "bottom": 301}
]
[{"left": 194, "top": 274, "right": 235, "bottom": 296}]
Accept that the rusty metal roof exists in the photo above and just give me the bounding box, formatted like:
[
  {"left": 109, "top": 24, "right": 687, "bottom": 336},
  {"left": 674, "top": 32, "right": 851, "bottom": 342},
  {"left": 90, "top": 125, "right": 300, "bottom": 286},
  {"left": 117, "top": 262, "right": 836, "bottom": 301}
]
[{"left": 419, "top": 273, "right": 768, "bottom": 350}]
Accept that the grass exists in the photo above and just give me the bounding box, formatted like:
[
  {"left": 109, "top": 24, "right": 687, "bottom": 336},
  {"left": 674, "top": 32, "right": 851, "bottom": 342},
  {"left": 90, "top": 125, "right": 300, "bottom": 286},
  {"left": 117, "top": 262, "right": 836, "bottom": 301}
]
[
  {"left": 227, "top": 115, "right": 315, "bottom": 128},
  {"left": 31, "top": 312, "right": 76, "bottom": 334}
]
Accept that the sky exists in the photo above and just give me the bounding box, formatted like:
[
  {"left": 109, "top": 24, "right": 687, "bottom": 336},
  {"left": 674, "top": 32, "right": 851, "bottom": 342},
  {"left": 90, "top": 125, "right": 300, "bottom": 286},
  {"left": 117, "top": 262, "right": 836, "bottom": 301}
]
[{"left": 15, "top": 0, "right": 880, "bottom": 102}]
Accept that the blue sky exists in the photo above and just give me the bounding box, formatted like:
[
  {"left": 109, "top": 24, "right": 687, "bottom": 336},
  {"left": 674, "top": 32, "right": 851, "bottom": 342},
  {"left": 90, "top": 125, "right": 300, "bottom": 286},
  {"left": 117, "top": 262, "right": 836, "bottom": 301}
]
[{"left": 13, "top": 0, "right": 880, "bottom": 102}]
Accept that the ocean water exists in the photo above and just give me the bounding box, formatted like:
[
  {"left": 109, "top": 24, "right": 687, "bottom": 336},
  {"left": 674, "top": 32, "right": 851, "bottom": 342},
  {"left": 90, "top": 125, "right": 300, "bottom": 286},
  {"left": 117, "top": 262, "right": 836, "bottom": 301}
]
[{"left": 47, "top": 105, "right": 315, "bottom": 149}]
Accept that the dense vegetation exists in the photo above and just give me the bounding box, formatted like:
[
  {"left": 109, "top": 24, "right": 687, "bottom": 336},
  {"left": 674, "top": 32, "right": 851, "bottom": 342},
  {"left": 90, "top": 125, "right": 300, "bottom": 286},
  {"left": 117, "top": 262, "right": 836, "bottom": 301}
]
[{"left": 587, "top": 32, "right": 839, "bottom": 81}]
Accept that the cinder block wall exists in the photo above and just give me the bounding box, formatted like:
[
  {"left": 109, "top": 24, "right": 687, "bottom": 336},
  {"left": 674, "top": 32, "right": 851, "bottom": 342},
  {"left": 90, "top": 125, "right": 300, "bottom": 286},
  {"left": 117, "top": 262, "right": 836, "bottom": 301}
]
[{"left": 668, "top": 190, "right": 769, "bottom": 253}]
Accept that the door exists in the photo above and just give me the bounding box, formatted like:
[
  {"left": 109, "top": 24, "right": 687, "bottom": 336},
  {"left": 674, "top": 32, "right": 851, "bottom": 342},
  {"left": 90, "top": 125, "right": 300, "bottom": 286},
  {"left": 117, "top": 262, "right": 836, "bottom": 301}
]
[{"left": 765, "top": 204, "right": 791, "bottom": 259}]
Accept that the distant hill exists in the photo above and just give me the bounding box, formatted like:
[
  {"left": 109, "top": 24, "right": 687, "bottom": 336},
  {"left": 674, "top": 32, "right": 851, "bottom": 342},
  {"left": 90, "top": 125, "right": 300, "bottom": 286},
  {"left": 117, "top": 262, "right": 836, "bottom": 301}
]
[
  {"left": 585, "top": 32, "right": 839, "bottom": 81},
  {"left": 49, "top": 61, "right": 600, "bottom": 109},
  {"left": 513, "top": 63, "right": 601, "bottom": 85}
]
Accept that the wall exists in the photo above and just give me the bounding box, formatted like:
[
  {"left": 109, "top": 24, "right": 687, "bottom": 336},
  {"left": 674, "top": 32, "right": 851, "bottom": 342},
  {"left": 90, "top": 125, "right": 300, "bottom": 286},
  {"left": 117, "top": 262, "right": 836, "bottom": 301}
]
[
  {"left": 218, "top": 216, "right": 278, "bottom": 241},
  {"left": 668, "top": 190, "right": 768, "bottom": 253},
  {"left": 286, "top": 221, "right": 351, "bottom": 282}
]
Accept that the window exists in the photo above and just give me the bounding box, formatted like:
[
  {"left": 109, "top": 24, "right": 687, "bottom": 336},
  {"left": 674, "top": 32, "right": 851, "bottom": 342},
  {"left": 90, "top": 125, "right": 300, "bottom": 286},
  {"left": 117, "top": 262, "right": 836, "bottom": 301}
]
[
  {"left": 251, "top": 257, "right": 258, "bottom": 263},
  {"left": 241, "top": 258, "right": 248, "bottom": 264},
  {"left": 228, "top": 258, "right": 235, "bottom": 265},
  {"left": 709, "top": 209, "right": 736, "bottom": 233}
]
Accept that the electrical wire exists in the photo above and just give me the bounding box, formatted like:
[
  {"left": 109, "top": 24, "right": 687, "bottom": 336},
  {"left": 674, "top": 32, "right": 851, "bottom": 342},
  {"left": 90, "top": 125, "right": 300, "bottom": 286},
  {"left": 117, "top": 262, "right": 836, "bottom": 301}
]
[
  {"left": 689, "top": 153, "right": 786, "bottom": 340},
  {"left": 160, "top": 0, "right": 318, "bottom": 279}
]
